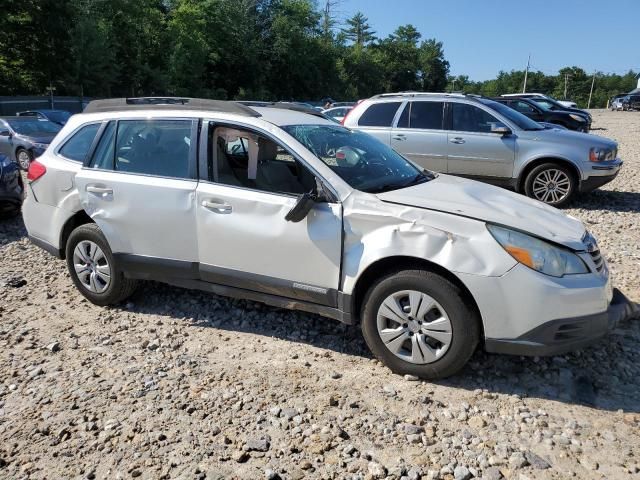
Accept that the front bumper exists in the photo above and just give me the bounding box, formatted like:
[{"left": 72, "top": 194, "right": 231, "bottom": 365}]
[
  {"left": 485, "top": 288, "right": 639, "bottom": 356},
  {"left": 579, "top": 159, "right": 622, "bottom": 192}
]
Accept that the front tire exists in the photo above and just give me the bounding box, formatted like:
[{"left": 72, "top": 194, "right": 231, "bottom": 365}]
[
  {"left": 65, "top": 223, "right": 138, "bottom": 306},
  {"left": 524, "top": 162, "right": 577, "bottom": 208},
  {"left": 361, "top": 270, "right": 480, "bottom": 380},
  {"left": 16, "top": 149, "right": 32, "bottom": 170}
]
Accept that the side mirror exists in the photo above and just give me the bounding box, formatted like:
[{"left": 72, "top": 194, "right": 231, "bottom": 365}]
[
  {"left": 491, "top": 124, "right": 511, "bottom": 136},
  {"left": 285, "top": 192, "right": 317, "bottom": 223}
]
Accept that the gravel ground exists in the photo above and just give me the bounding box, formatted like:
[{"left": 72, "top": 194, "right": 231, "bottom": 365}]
[{"left": 1, "top": 110, "right": 639, "bottom": 480}]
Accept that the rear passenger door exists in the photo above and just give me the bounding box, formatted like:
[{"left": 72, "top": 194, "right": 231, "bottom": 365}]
[
  {"left": 353, "top": 102, "right": 402, "bottom": 145},
  {"left": 75, "top": 118, "right": 199, "bottom": 264},
  {"left": 391, "top": 101, "right": 447, "bottom": 172},
  {"left": 445, "top": 102, "right": 515, "bottom": 178}
]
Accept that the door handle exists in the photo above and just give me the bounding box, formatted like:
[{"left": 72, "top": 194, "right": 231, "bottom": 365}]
[
  {"left": 86, "top": 185, "right": 113, "bottom": 195},
  {"left": 450, "top": 137, "right": 466, "bottom": 144},
  {"left": 202, "top": 199, "right": 232, "bottom": 214},
  {"left": 392, "top": 134, "right": 407, "bottom": 141}
]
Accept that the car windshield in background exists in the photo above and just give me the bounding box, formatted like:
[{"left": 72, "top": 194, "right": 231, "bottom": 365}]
[
  {"left": 45, "top": 111, "right": 72, "bottom": 123},
  {"left": 7, "top": 118, "right": 61, "bottom": 135},
  {"left": 283, "top": 124, "right": 433, "bottom": 193},
  {"left": 479, "top": 99, "right": 544, "bottom": 130}
]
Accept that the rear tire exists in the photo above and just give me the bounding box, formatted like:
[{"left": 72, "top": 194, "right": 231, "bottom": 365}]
[
  {"left": 65, "top": 223, "right": 138, "bottom": 306},
  {"left": 524, "top": 162, "right": 577, "bottom": 208},
  {"left": 16, "top": 148, "right": 32, "bottom": 170},
  {"left": 361, "top": 270, "right": 480, "bottom": 380}
]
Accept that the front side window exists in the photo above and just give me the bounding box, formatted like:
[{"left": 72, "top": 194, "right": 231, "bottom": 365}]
[
  {"left": 451, "top": 103, "right": 503, "bottom": 133},
  {"left": 209, "top": 124, "right": 316, "bottom": 196},
  {"left": 409, "top": 101, "right": 444, "bottom": 129},
  {"left": 358, "top": 102, "right": 401, "bottom": 127},
  {"left": 283, "top": 124, "right": 433, "bottom": 194},
  {"left": 112, "top": 119, "right": 193, "bottom": 178},
  {"left": 58, "top": 123, "right": 100, "bottom": 162},
  {"left": 512, "top": 101, "right": 537, "bottom": 114}
]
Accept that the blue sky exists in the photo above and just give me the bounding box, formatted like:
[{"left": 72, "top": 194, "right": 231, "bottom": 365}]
[{"left": 338, "top": 0, "right": 640, "bottom": 80}]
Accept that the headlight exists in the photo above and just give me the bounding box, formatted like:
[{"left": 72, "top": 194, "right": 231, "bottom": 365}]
[
  {"left": 569, "top": 114, "right": 586, "bottom": 122},
  {"left": 487, "top": 225, "right": 588, "bottom": 277},
  {"left": 32, "top": 143, "right": 49, "bottom": 149},
  {"left": 589, "top": 147, "right": 616, "bottom": 162}
]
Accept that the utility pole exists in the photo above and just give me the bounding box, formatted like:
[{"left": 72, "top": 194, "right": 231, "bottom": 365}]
[
  {"left": 587, "top": 72, "right": 596, "bottom": 109},
  {"left": 522, "top": 54, "right": 530, "bottom": 93},
  {"left": 564, "top": 73, "right": 570, "bottom": 99},
  {"left": 451, "top": 79, "right": 456, "bottom": 92},
  {"left": 46, "top": 82, "right": 56, "bottom": 109}
]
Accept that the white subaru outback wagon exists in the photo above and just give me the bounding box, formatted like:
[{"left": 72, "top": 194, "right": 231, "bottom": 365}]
[{"left": 23, "top": 98, "right": 635, "bottom": 379}]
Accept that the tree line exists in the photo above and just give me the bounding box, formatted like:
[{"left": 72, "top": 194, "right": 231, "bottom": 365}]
[
  {"left": 449, "top": 68, "right": 639, "bottom": 109},
  {"left": 0, "top": 0, "right": 636, "bottom": 108}
]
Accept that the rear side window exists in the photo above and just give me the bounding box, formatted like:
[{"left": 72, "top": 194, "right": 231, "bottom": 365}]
[
  {"left": 58, "top": 123, "right": 100, "bottom": 162},
  {"left": 358, "top": 102, "right": 401, "bottom": 127},
  {"left": 100, "top": 119, "right": 194, "bottom": 178},
  {"left": 409, "top": 101, "right": 444, "bottom": 129}
]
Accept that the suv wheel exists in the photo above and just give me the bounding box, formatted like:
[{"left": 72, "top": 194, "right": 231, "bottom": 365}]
[
  {"left": 524, "top": 162, "right": 576, "bottom": 208},
  {"left": 65, "top": 223, "right": 138, "bottom": 306},
  {"left": 16, "top": 149, "right": 32, "bottom": 170},
  {"left": 361, "top": 270, "right": 480, "bottom": 380}
]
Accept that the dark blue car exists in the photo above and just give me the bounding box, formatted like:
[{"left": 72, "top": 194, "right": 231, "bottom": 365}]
[{"left": 0, "top": 153, "right": 23, "bottom": 217}]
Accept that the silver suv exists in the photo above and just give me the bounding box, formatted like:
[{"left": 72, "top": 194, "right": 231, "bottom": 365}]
[
  {"left": 23, "top": 98, "right": 635, "bottom": 379},
  {"left": 344, "top": 93, "right": 622, "bottom": 207}
]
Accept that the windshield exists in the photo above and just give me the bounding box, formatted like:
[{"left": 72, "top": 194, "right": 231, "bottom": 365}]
[
  {"left": 282, "top": 124, "right": 434, "bottom": 193},
  {"left": 530, "top": 98, "right": 561, "bottom": 110},
  {"left": 7, "top": 118, "right": 61, "bottom": 135},
  {"left": 45, "top": 111, "right": 71, "bottom": 123},
  {"left": 478, "top": 99, "right": 544, "bottom": 130}
]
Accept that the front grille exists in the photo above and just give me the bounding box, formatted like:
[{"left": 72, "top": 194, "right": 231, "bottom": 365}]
[
  {"left": 589, "top": 249, "right": 605, "bottom": 273},
  {"left": 583, "top": 231, "right": 605, "bottom": 273}
]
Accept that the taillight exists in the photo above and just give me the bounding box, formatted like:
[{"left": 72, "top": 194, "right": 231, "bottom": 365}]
[{"left": 27, "top": 160, "right": 46, "bottom": 182}]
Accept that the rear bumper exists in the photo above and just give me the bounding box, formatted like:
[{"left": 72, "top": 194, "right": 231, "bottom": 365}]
[{"left": 485, "top": 288, "right": 639, "bottom": 356}]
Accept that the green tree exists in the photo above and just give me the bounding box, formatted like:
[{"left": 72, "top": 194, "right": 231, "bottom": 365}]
[
  {"left": 342, "top": 12, "right": 376, "bottom": 47},
  {"left": 418, "top": 39, "right": 449, "bottom": 92}
]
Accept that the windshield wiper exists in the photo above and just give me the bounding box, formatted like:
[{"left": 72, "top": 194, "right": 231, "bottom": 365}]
[{"left": 366, "top": 172, "right": 433, "bottom": 194}]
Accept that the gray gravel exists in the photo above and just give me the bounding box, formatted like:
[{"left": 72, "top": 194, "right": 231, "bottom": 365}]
[{"left": 1, "top": 110, "right": 639, "bottom": 479}]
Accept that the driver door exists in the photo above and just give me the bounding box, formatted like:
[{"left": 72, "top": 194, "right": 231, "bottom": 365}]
[{"left": 195, "top": 121, "right": 343, "bottom": 306}]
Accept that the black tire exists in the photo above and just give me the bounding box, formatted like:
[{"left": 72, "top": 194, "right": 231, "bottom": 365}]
[
  {"left": 361, "top": 270, "right": 480, "bottom": 380},
  {"left": 523, "top": 162, "right": 577, "bottom": 208},
  {"left": 65, "top": 223, "right": 138, "bottom": 306},
  {"left": 16, "top": 148, "right": 32, "bottom": 171}
]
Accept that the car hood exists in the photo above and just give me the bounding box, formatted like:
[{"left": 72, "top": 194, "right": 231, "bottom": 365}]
[
  {"left": 16, "top": 133, "right": 56, "bottom": 144},
  {"left": 376, "top": 175, "right": 586, "bottom": 250},
  {"left": 518, "top": 127, "right": 616, "bottom": 147}
]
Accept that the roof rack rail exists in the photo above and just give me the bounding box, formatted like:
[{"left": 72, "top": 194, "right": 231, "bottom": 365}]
[
  {"left": 372, "top": 92, "right": 468, "bottom": 99},
  {"left": 236, "top": 101, "right": 330, "bottom": 120},
  {"left": 83, "top": 97, "right": 260, "bottom": 117}
]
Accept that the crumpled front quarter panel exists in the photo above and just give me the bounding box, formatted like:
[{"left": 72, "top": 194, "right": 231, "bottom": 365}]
[{"left": 341, "top": 192, "right": 517, "bottom": 294}]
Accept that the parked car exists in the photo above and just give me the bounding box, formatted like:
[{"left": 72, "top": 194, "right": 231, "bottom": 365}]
[
  {"left": 0, "top": 117, "right": 62, "bottom": 169},
  {"left": 17, "top": 109, "right": 72, "bottom": 126},
  {"left": 622, "top": 95, "right": 640, "bottom": 111},
  {"left": 518, "top": 96, "right": 592, "bottom": 126},
  {"left": 491, "top": 97, "right": 589, "bottom": 132},
  {"left": 0, "top": 153, "right": 23, "bottom": 217},
  {"left": 22, "top": 97, "right": 635, "bottom": 379},
  {"left": 344, "top": 92, "right": 621, "bottom": 207},
  {"left": 501, "top": 93, "right": 578, "bottom": 109},
  {"left": 609, "top": 95, "right": 626, "bottom": 111},
  {"left": 322, "top": 106, "right": 353, "bottom": 122}
]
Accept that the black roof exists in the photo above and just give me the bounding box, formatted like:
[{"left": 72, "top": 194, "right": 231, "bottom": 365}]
[{"left": 84, "top": 97, "right": 260, "bottom": 116}]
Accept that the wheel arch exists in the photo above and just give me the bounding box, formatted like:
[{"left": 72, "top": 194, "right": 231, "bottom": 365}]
[
  {"left": 516, "top": 157, "right": 581, "bottom": 193},
  {"left": 350, "top": 255, "right": 484, "bottom": 335},
  {"left": 59, "top": 210, "right": 94, "bottom": 259}
]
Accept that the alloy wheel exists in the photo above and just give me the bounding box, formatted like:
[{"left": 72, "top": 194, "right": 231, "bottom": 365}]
[
  {"left": 17, "top": 150, "right": 31, "bottom": 170},
  {"left": 531, "top": 168, "right": 571, "bottom": 204},
  {"left": 376, "top": 290, "right": 453, "bottom": 364},
  {"left": 72, "top": 240, "right": 111, "bottom": 293}
]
